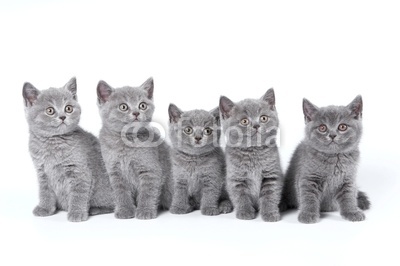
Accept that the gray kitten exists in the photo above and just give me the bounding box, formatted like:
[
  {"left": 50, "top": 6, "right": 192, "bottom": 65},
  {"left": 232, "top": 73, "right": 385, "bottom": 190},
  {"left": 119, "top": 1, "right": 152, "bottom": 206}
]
[
  {"left": 168, "top": 104, "right": 233, "bottom": 215},
  {"left": 97, "top": 77, "right": 172, "bottom": 220},
  {"left": 23, "top": 78, "right": 114, "bottom": 222},
  {"left": 282, "top": 96, "right": 370, "bottom": 223},
  {"left": 219, "top": 89, "right": 283, "bottom": 222}
]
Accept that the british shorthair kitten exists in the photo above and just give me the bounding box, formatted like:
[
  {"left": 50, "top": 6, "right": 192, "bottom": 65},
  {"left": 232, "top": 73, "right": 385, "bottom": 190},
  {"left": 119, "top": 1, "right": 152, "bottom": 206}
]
[
  {"left": 282, "top": 96, "right": 370, "bottom": 223},
  {"left": 168, "top": 105, "right": 233, "bottom": 215},
  {"left": 23, "top": 78, "right": 114, "bottom": 222},
  {"left": 97, "top": 77, "right": 172, "bottom": 220},
  {"left": 219, "top": 89, "right": 283, "bottom": 221}
]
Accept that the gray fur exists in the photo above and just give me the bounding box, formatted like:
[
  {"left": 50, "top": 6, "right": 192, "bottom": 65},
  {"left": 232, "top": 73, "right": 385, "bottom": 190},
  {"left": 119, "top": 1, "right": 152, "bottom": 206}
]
[
  {"left": 220, "top": 89, "right": 283, "bottom": 222},
  {"left": 97, "top": 77, "right": 172, "bottom": 220},
  {"left": 23, "top": 78, "right": 114, "bottom": 222},
  {"left": 282, "top": 96, "right": 370, "bottom": 223},
  {"left": 168, "top": 104, "right": 233, "bottom": 215}
]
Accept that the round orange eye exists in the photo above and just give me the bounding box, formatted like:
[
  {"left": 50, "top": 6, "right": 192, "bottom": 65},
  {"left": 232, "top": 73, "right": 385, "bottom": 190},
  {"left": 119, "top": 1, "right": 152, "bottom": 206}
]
[
  {"left": 318, "top": 125, "right": 327, "bottom": 132},
  {"left": 338, "top": 124, "right": 348, "bottom": 131}
]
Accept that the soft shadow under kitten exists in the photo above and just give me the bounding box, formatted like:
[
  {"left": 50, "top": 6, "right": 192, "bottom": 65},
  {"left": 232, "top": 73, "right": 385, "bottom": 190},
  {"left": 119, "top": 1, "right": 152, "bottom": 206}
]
[
  {"left": 23, "top": 78, "right": 114, "bottom": 222},
  {"left": 168, "top": 104, "right": 233, "bottom": 215},
  {"left": 282, "top": 96, "right": 370, "bottom": 223}
]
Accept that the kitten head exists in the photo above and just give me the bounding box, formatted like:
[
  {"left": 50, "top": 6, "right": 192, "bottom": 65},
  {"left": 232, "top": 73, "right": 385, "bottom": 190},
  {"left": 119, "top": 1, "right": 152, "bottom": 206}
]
[
  {"left": 303, "top": 96, "right": 363, "bottom": 153},
  {"left": 23, "top": 77, "right": 81, "bottom": 137},
  {"left": 168, "top": 104, "right": 220, "bottom": 154},
  {"left": 97, "top": 77, "right": 155, "bottom": 132},
  {"left": 219, "top": 89, "right": 279, "bottom": 148}
]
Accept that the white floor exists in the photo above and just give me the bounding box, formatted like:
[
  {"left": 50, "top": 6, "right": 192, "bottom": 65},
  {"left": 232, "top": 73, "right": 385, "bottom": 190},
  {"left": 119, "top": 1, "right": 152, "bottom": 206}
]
[{"left": 1, "top": 1, "right": 400, "bottom": 265}]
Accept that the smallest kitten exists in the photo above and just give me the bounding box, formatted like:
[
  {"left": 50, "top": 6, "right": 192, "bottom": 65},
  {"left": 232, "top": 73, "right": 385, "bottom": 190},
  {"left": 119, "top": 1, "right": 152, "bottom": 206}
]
[
  {"left": 168, "top": 104, "right": 233, "bottom": 215},
  {"left": 282, "top": 96, "right": 370, "bottom": 223}
]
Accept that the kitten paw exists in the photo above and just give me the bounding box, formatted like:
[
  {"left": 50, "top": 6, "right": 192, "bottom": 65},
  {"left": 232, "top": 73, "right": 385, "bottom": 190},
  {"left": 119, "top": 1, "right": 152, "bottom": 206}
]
[
  {"left": 218, "top": 200, "right": 234, "bottom": 214},
  {"left": 341, "top": 210, "right": 365, "bottom": 222},
  {"left": 67, "top": 211, "right": 89, "bottom": 222},
  {"left": 33, "top": 205, "right": 56, "bottom": 217},
  {"left": 236, "top": 209, "right": 256, "bottom": 220},
  {"left": 201, "top": 207, "right": 220, "bottom": 216},
  {"left": 261, "top": 211, "right": 281, "bottom": 222},
  {"left": 136, "top": 208, "right": 157, "bottom": 220},
  {"left": 298, "top": 211, "right": 319, "bottom": 224},
  {"left": 114, "top": 207, "right": 135, "bottom": 219},
  {"left": 170, "top": 205, "right": 193, "bottom": 214}
]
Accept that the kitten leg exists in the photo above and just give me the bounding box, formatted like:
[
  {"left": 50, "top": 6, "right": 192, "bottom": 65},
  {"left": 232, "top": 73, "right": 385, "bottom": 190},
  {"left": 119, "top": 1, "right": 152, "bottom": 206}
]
[
  {"left": 298, "top": 176, "right": 323, "bottom": 224},
  {"left": 336, "top": 182, "right": 365, "bottom": 222},
  {"left": 33, "top": 165, "right": 57, "bottom": 217},
  {"left": 260, "top": 173, "right": 283, "bottom": 222},
  {"left": 109, "top": 164, "right": 135, "bottom": 219},
  {"left": 136, "top": 171, "right": 162, "bottom": 220},
  {"left": 170, "top": 177, "right": 193, "bottom": 214},
  {"left": 66, "top": 166, "right": 91, "bottom": 222},
  {"left": 229, "top": 178, "right": 257, "bottom": 220},
  {"left": 200, "top": 178, "right": 221, "bottom": 216},
  {"left": 357, "top": 190, "right": 371, "bottom": 210}
]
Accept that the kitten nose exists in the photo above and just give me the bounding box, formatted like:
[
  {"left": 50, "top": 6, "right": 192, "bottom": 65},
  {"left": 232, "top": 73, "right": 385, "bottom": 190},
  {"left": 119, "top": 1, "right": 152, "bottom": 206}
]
[
  {"left": 253, "top": 124, "right": 260, "bottom": 130},
  {"left": 195, "top": 136, "right": 202, "bottom": 141},
  {"left": 132, "top": 112, "right": 140, "bottom": 117},
  {"left": 59, "top": 116, "right": 66, "bottom": 121},
  {"left": 329, "top": 134, "right": 337, "bottom": 140}
]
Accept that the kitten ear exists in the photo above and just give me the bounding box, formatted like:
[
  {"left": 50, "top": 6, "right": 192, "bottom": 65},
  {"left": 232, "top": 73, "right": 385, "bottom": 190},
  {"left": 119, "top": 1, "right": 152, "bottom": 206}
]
[
  {"left": 261, "top": 88, "right": 275, "bottom": 110},
  {"left": 23, "top": 82, "right": 40, "bottom": 107},
  {"left": 209, "top": 107, "right": 221, "bottom": 126},
  {"left": 303, "top": 98, "right": 319, "bottom": 123},
  {"left": 347, "top": 95, "right": 363, "bottom": 119},
  {"left": 64, "top": 77, "right": 77, "bottom": 100},
  {"left": 219, "top": 96, "right": 235, "bottom": 119},
  {"left": 168, "top": 103, "right": 183, "bottom": 123},
  {"left": 97, "top": 80, "right": 114, "bottom": 105},
  {"left": 141, "top": 77, "right": 154, "bottom": 100}
]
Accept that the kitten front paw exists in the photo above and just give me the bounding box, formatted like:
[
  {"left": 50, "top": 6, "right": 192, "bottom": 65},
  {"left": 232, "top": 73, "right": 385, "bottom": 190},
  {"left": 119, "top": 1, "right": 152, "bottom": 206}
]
[
  {"left": 298, "top": 211, "right": 319, "bottom": 224},
  {"left": 33, "top": 205, "right": 56, "bottom": 217},
  {"left": 261, "top": 211, "right": 281, "bottom": 222},
  {"left": 341, "top": 210, "right": 365, "bottom": 222},
  {"left": 170, "top": 205, "right": 193, "bottom": 214},
  {"left": 114, "top": 207, "right": 135, "bottom": 219},
  {"left": 136, "top": 208, "right": 157, "bottom": 220},
  {"left": 218, "top": 200, "right": 234, "bottom": 214},
  {"left": 236, "top": 209, "right": 256, "bottom": 220},
  {"left": 68, "top": 211, "right": 89, "bottom": 222},
  {"left": 201, "top": 207, "right": 220, "bottom": 216}
]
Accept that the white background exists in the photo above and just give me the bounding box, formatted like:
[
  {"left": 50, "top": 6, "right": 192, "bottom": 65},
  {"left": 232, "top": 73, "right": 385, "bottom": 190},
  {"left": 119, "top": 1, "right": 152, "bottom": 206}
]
[{"left": 1, "top": 0, "right": 399, "bottom": 265}]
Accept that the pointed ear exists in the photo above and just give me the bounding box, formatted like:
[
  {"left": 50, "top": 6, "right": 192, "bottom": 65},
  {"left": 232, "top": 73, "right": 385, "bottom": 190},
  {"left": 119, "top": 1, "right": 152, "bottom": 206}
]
[
  {"left": 23, "top": 82, "right": 40, "bottom": 107},
  {"left": 347, "top": 95, "right": 363, "bottom": 119},
  {"left": 219, "top": 96, "right": 235, "bottom": 119},
  {"left": 141, "top": 77, "right": 154, "bottom": 100},
  {"left": 303, "top": 98, "right": 319, "bottom": 123},
  {"left": 168, "top": 104, "right": 183, "bottom": 123},
  {"left": 261, "top": 88, "right": 275, "bottom": 110},
  {"left": 97, "top": 80, "right": 114, "bottom": 104},
  {"left": 64, "top": 77, "right": 77, "bottom": 100},
  {"left": 209, "top": 107, "right": 220, "bottom": 126}
]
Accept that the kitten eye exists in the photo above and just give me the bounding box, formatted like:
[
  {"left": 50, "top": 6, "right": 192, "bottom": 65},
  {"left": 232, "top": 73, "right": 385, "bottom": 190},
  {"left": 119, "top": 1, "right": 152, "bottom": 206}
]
[
  {"left": 318, "top": 124, "right": 327, "bottom": 132},
  {"left": 260, "top": 115, "right": 268, "bottom": 123},
  {"left": 338, "top": 124, "right": 348, "bottom": 131},
  {"left": 119, "top": 103, "right": 129, "bottom": 112},
  {"left": 183, "top": 127, "right": 193, "bottom": 135},
  {"left": 46, "top": 107, "right": 55, "bottom": 116},
  {"left": 65, "top": 105, "right": 73, "bottom": 113},
  {"left": 203, "top": 127, "right": 213, "bottom": 136},
  {"left": 240, "top": 118, "right": 249, "bottom": 126},
  {"left": 139, "top": 102, "right": 147, "bottom": 110}
]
